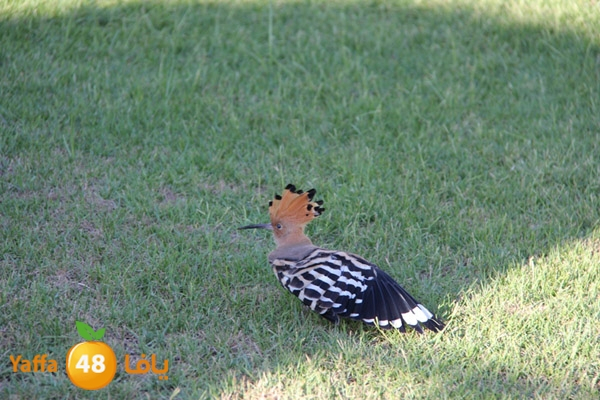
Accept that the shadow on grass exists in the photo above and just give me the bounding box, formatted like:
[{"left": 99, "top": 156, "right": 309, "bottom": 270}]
[{"left": 1, "top": 0, "right": 599, "bottom": 398}]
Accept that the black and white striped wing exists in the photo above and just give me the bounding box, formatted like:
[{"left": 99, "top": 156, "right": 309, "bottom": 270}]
[
  {"left": 272, "top": 249, "right": 444, "bottom": 333},
  {"left": 271, "top": 249, "right": 371, "bottom": 323}
]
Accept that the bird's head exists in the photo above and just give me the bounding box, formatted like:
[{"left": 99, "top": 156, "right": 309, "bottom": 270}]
[{"left": 239, "top": 183, "right": 325, "bottom": 248}]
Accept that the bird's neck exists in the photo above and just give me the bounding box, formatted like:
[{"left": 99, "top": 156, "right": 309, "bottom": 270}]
[
  {"left": 269, "top": 240, "right": 318, "bottom": 263},
  {"left": 275, "top": 233, "right": 313, "bottom": 249}
]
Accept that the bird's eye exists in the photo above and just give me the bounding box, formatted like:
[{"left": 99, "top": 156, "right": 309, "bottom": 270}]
[{"left": 276, "top": 223, "right": 283, "bottom": 230}]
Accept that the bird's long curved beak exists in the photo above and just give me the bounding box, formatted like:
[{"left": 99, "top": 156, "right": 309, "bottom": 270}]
[{"left": 238, "top": 223, "right": 272, "bottom": 230}]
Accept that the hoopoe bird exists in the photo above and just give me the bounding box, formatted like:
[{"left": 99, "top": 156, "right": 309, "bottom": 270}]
[{"left": 240, "top": 184, "right": 445, "bottom": 333}]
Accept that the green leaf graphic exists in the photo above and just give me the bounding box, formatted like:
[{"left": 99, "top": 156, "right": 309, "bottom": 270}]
[
  {"left": 94, "top": 328, "right": 106, "bottom": 340},
  {"left": 76, "top": 320, "right": 102, "bottom": 341}
]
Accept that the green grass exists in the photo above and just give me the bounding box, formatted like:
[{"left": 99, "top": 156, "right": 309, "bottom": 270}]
[{"left": 1, "top": 0, "right": 599, "bottom": 398}]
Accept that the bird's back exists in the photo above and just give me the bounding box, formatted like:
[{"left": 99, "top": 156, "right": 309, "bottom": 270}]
[{"left": 269, "top": 247, "right": 445, "bottom": 333}]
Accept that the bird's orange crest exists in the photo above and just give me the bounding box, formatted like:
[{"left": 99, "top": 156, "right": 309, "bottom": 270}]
[{"left": 269, "top": 184, "right": 324, "bottom": 227}]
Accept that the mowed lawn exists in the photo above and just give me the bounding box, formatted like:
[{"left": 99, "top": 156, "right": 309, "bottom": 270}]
[{"left": 1, "top": 0, "right": 599, "bottom": 398}]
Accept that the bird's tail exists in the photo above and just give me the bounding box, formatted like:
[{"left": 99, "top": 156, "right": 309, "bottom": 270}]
[{"left": 346, "top": 269, "right": 445, "bottom": 333}]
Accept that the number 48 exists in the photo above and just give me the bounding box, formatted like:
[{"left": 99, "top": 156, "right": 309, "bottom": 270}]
[{"left": 75, "top": 354, "right": 106, "bottom": 373}]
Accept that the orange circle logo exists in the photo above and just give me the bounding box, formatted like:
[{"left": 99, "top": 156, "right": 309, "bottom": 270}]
[{"left": 66, "top": 341, "right": 117, "bottom": 390}]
